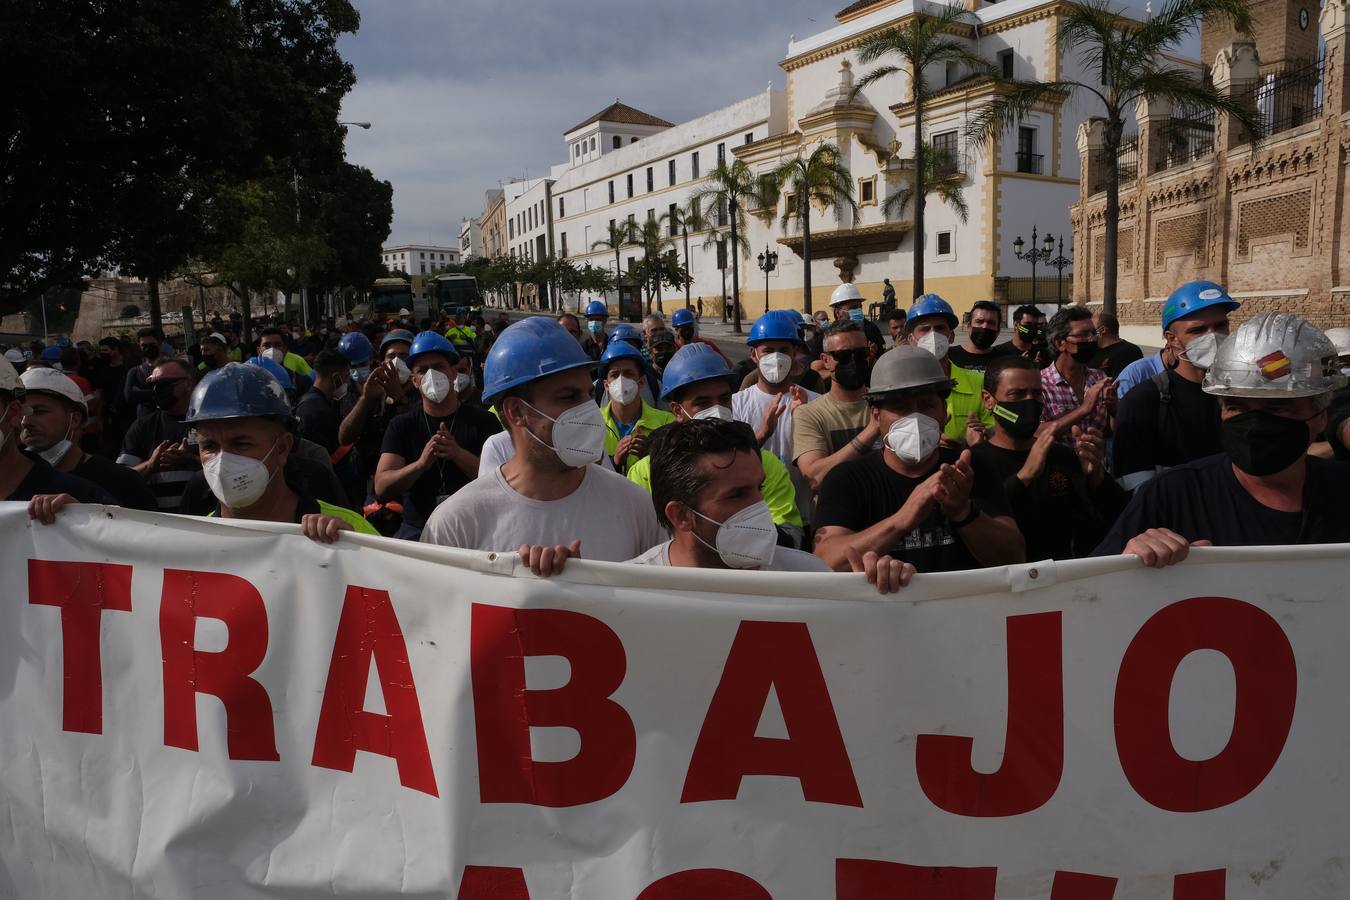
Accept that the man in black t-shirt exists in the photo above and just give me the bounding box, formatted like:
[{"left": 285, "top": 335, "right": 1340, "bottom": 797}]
[
  {"left": 1096, "top": 313, "right": 1350, "bottom": 564},
  {"left": 296, "top": 350, "right": 350, "bottom": 454},
  {"left": 970, "top": 356, "right": 1127, "bottom": 560},
  {"left": 1088, "top": 312, "right": 1143, "bottom": 378},
  {"left": 116, "top": 358, "right": 199, "bottom": 512},
  {"left": 992, "top": 305, "right": 1052, "bottom": 370},
  {"left": 1112, "top": 281, "right": 1238, "bottom": 491},
  {"left": 374, "top": 332, "right": 501, "bottom": 540},
  {"left": 813, "top": 346, "right": 1025, "bottom": 573},
  {"left": 949, "top": 301, "right": 1016, "bottom": 373}
]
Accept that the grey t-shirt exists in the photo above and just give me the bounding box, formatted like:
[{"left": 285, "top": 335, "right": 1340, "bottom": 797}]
[
  {"left": 628, "top": 540, "right": 831, "bottom": 572},
  {"left": 420, "top": 463, "right": 664, "bottom": 560}
]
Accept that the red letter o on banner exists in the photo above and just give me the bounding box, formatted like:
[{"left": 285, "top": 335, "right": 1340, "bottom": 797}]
[
  {"left": 636, "top": 869, "right": 772, "bottom": 900},
  {"left": 1115, "top": 596, "right": 1296, "bottom": 812}
]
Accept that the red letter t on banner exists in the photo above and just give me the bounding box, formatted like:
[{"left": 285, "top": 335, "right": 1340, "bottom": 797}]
[
  {"left": 27, "top": 560, "right": 133, "bottom": 734},
  {"left": 160, "top": 569, "right": 279, "bottom": 761}
]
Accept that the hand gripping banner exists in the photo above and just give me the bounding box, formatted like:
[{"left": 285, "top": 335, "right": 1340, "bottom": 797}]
[{"left": 1, "top": 502, "right": 1347, "bottom": 899}]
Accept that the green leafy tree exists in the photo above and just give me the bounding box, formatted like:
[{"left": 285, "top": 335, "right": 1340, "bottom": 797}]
[
  {"left": 774, "top": 143, "right": 857, "bottom": 314},
  {"left": 631, "top": 219, "right": 678, "bottom": 313},
  {"left": 854, "top": 5, "right": 991, "bottom": 298},
  {"left": 590, "top": 221, "right": 637, "bottom": 298},
  {"left": 661, "top": 201, "right": 714, "bottom": 310},
  {"left": 689, "top": 159, "right": 779, "bottom": 333},
  {"left": 883, "top": 146, "right": 969, "bottom": 224},
  {"left": 964, "top": 0, "right": 1260, "bottom": 315}
]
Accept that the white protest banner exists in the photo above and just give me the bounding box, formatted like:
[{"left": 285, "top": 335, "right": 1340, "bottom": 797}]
[{"left": 1, "top": 502, "right": 1347, "bottom": 899}]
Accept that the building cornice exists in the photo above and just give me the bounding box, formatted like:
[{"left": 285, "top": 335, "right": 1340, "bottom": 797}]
[
  {"left": 889, "top": 77, "right": 1068, "bottom": 118},
  {"left": 781, "top": 16, "right": 974, "bottom": 72},
  {"left": 777, "top": 221, "right": 911, "bottom": 259}
]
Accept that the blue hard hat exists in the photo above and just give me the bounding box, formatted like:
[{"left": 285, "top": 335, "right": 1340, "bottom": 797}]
[
  {"left": 40, "top": 346, "right": 62, "bottom": 361},
  {"left": 185, "top": 362, "right": 292, "bottom": 423},
  {"left": 671, "top": 308, "right": 696, "bottom": 328},
  {"left": 659, "top": 343, "right": 734, "bottom": 400},
  {"left": 584, "top": 300, "right": 609, "bottom": 318},
  {"left": 747, "top": 310, "right": 801, "bottom": 345},
  {"left": 481, "top": 317, "right": 596, "bottom": 405},
  {"left": 337, "top": 331, "right": 374, "bottom": 365},
  {"left": 379, "top": 328, "right": 415, "bottom": 353},
  {"left": 612, "top": 323, "right": 642, "bottom": 344},
  {"left": 408, "top": 330, "right": 460, "bottom": 367},
  {"left": 905, "top": 293, "right": 958, "bottom": 331},
  {"left": 1161, "top": 280, "right": 1239, "bottom": 331},
  {"left": 245, "top": 355, "right": 294, "bottom": 390},
  {"left": 598, "top": 340, "right": 648, "bottom": 378}
]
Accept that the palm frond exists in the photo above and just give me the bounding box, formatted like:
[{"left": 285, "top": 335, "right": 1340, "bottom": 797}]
[
  {"left": 1132, "top": 0, "right": 1252, "bottom": 58},
  {"left": 1123, "top": 67, "right": 1264, "bottom": 139},
  {"left": 963, "top": 80, "right": 1082, "bottom": 153}
]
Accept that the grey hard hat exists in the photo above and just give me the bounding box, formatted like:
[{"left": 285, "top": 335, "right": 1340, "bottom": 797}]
[
  {"left": 865, "top": 345, "right": 955, "bottom": 397},
  {"left": 1203, "top": 312, "right": 1347, "bottom": 399}
]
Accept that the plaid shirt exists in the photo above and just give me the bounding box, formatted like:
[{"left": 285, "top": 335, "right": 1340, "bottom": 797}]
[{"left": 1041, "top": 362, "right": 1111, "bottom": 440}]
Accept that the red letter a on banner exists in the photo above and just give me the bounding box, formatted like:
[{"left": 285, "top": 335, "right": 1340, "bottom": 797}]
[
  {"left": 682, "top": 621, "right": 862, "bottom": 806},
  {"left": 1116, "top": 597, "right": 1296, "bottom": 812},
  {"left": 836, "top": 859, "right": 997, "bottom": 898},
  {"left": 916, "top": 611, "right": 1064, "bottom": 816},
  {"left": 312, "top": 586, "right": 438, "bottom": 796},
  {"left": 27, "top": 560, "right": 133, "bottom": 734},
  {"left": 471, "top": 603, "right": 635, "bottom": 807},
  {"left": 457, "top": 866, "right": 531, "bottom": 898},
  {"left": 160, "top": 569, "right": 278, "bottom": 761}
]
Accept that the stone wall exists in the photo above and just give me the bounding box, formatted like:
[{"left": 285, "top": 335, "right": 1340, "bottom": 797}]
[{"left": 1070, "top": 0, "right": 1350, "bottom": 330}]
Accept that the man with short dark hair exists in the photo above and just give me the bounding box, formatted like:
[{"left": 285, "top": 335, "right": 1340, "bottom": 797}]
[
  {"left": 117, "top": 357, "right": 200, "bottom": 511},
  {"left": 886, "top": 308, "right": 908, "bottom": 349},
  {"left": 1040, "top": 306, "right": 1114, "bottom": 441},
  {"left": 793, "top": 320, "right": 877, "bottom": 493},
  {"left": 994, "top": 304, "right": 1052, "bottom": 369},
  {"left": 257, "top": 326, "right": 313, "bottom": 388},
  {"left": 813, "top": 346, "right": 1025, "bottom": 572},
  {"left": 124, "top": 327, "right": 165, "bottom": 420},
  {"left": 296, "top": 349, "right": 352, "bottom": 455},
  {"left": 557, "top": 312, "right": 583, "bottom": 342},
  {"left": 1088, "top": 311, "right": 1142, "bottom": 378},
  {"left": 949, "top": 300, "right": 1014, "bottom": 372},
  {"left": 970, "top": 356, "right": 1126, "bottom": 560}
]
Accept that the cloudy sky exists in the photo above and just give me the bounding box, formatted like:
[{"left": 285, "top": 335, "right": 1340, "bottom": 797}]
[{"left": 338, "top": 0, "right": 831, "bottom": 248}]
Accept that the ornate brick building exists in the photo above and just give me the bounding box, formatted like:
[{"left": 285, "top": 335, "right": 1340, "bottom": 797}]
[{"left": 1070, "top": 0, "right": 1350, "bottom": 335}]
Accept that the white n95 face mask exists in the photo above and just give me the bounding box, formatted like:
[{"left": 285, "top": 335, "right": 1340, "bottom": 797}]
[
  {"left": 452, "top": 371, "right": 473, "bottom": 394},
  {"left": 522, "top": 399, "right": 606, "bottom": 468},
  {"left": 607, "top": 375, "right": 639, "bottom": 406},
  {"left": 392, "top": 357, "right": 412, "bottom": 385},
  {"left": 917, "top": 331, "right": 950, "bottom": 361},
  {"left": 1181, "top": 331, "right": 1224, "bottom": 371},
  {"left": 262, "top": 347, "right": 286, "bottom": 365},
  {"left": 757, "top": 351, "right": 791, "bottom": 385},
  {"left": 691, "top": 404, "right": 735, "bottom": 422},
  {"left": 332, "top": 381, "right": 350, "bottom": 402},
  {"left": 691, "top": 501, "right": 778, "bottom": 569},
  {"left": 36, "top": 418, "right": 75, "bottom": 466},
  {"left": 204, "top": 443, "right": 279, "bottom": 510},
  {"left": 886, "top": 412, "right": 941, "bottom": 465},
  {"left": 419, "top": 369, "right": 450, "bottom": 403}
]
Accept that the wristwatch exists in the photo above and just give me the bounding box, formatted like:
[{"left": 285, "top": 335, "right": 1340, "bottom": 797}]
[{"left": 949, "top": 501, "right": 980, "bottom": 529}]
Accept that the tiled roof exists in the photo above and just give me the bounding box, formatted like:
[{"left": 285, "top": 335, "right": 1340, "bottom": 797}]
[
  {"left": 835, "top": 0, "right": 891, "bottom": 20},
  {"left": 565, "top": 100, "right": 674, "bottom": 135}
]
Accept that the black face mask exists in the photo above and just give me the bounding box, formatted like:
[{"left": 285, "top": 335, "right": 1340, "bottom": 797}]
[
  {"left": 140, "top": 345, "right": 160, "bottom": 362},
  {"left": 152, "top": 381, "right": 178, "bottom": 410},
  {"left": 653, "top": 352, "right": 675, "bottom": 369},
  {"left": 1070, "top": 341, "right": 1099, "bottom": 365},
  {"left": 969, "top": 327, "right": 998, "bottom": 350},
  {"left": 1017, "top": 324, "right": 1043, "bottom": 344},
  {"left": 993, "top": 399, "right": 1043, "bottom": 440},
  {"left": 832, "top": 355, "right": 872, "bottom": 391},
  {"left": 1221, "top": 410, "right": 1312, "bottom": 476}
]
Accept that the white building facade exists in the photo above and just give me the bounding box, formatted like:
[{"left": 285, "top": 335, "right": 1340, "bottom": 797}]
[
  {"left": 459, "top": 218, "right": 482, "bottom": 260},
  {"left": 551, "top": 90, "right": 788, "bottom": 315},
  {"left": 381, "top": 243, "right": 461, "bottom": 277}
]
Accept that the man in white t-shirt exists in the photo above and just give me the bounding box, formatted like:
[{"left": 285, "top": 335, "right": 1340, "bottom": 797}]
[
  {"left": 628, "top": 418, "right": 912, "bottom": 593},
  {"left": 422, "top": 317, "right": 663, "bottom": 573},
  {"left": 732, "top": 310, "right": 819, "bottom": 524},
  {"left": 477, "top": 429, "right": 615, "bottom": 476}
]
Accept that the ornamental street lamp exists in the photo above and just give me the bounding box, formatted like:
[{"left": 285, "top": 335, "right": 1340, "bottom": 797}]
[
  {"left": 757, "top": 247, "right": 779, "bottom": 316},
  {"left": 1048, "top": 235, "right": 1073, "bottom": 307},
  {"left": 1012, "top": 226, "right": 1056, "bottom": 304}
]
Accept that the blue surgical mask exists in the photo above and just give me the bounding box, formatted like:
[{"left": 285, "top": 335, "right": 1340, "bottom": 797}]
[
  {"left": 848, "top": 308, "right": 865, "bottom": 323},
  {"left": 587, "top": 320, "right": 603, "bottom": 335}
]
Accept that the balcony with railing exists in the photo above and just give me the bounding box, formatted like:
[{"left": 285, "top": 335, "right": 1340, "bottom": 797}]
[
  {"left": 1248, "top": 59, "right": 1325, "bottom": 138},
  {"left": 1016, "top": 151, "right": 1044, "bottom": 174},
  {"left": 1091, "top": 138, "right": 1139, "bottom": 194},
  {"left": 1153, "top": 108, "right": 1215, "bottom": 172}
]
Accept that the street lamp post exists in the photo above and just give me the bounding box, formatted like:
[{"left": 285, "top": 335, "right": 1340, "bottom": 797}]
[
  {"left": 757, "top": 247, "right": 778, "bottom": 316},
  {"left": 1048, "top": 235, "right": 1073, "bottom": 307},
  {"left": 1012, "top": 226, "right": 1056, "bottom": 305}
]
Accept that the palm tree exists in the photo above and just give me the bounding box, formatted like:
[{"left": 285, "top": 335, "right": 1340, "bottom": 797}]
[
  {"left": 699, "top": 222, "right": 748, "bottom": 323},
  {"left": 883, "top": 146, "right": 969, "bottom": 224},
  {"left": 689, "top": 159, "right": 779, "bottom": 333},
  {"left": 662, "top": 200, "right": 715, "bottom": 311},
  {"left": 964, "top": 0, "right": 1260, "bottom": 316},
  {"left": 632, "top": 217, "right": 675, "bottom": 314},
  {"left": 774, "top": 142, "right": 858, "bottom": 315},
  {"left": 854, "top": 4, "right": 992, "bottom": 299},
  {"left": 590, "top": 221, "right": 635, "bottom": 302}
]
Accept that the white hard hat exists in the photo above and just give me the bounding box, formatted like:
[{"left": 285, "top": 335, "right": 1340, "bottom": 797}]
[
  {"left": 20, "top": 367, "right": 87, "bottom": 412},
  {"left": 3, "top": 348, "right": 23, "bottom": 364},
  {"left": 205, "top": 332, "right": 228, "bottom": 345},
  {"left": 0, "top": 356, "right": 20, "bottom": 392},
  {"left": 1203, "top": 312, "right": 1348, "bottom": 399},
  {"left": 1323, "top": 326, "right": 1350, "bottom": 358},
  {"left": 829, "top": 283, "right": 864, "bottom": 306},
  {"left": 398, "top": 307, "right": 412, "bottom": 316}
]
